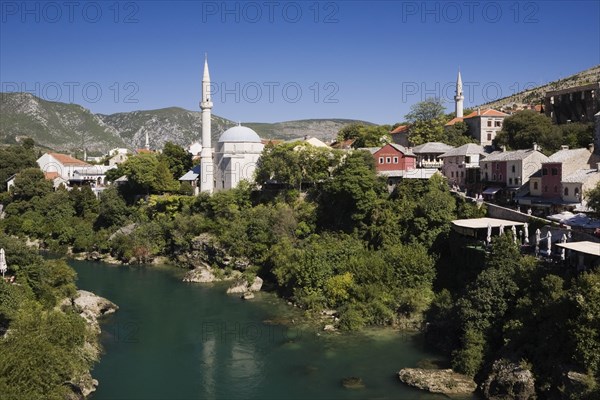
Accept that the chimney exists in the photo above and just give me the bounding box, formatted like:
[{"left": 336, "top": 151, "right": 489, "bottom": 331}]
[
  {"left": 560, "top": 145, "right": 569, "bottom": 150},
  {"left": 477, "top": 107, "right": 481, "bottom": 116},
  {"left": 533, "top": 142, "right": 539, "bottom": 152}
]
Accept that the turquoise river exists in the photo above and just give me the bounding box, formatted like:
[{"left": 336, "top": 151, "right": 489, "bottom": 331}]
[{"left": 70, "top": 259, "right": 475, "bottom": 400}]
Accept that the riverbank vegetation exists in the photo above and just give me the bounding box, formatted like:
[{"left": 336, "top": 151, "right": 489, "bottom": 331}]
[
  {"left": 1, "top": 139, "right": 599, "bottom": 398},
  {"left": 0, "top": 233, "right": 98, "bottom": 399}
]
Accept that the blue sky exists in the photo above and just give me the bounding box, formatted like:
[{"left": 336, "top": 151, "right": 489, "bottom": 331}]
[{"left": 1, "top": 0, "right": 599, "bottom": 124}]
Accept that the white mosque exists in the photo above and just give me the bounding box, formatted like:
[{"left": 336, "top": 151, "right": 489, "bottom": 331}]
[{"left": 180, "top": 57, "right": 264, "bottom": 194}]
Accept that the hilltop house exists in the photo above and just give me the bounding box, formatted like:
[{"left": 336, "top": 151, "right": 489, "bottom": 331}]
[
  {"left": 361, "top": 143, "right": 419, "bottom": 186},
  {"left": 37, "top": 153, "right": 91, "bottom": 181},
  {"left": 439, "top": 143, "right": 486, "bottom": 190},
  {"left": 412, "top": 142, "right": 454, "bottom": 169},
  {"left": 446, "top": 108, "right": 509, "bottom": 147},
  {"left": 479, "top": 146, "right": 549, "bottom": 201},
  {"left": 36, "top": 152, "right": 115, "bottom": 188},
  {"left": 523, "top": 146, "right": 600, "bottom": 211}
]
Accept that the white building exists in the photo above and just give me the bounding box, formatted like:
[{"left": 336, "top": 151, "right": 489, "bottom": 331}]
[
  {"left": 182, "top": 57, "right": 264, "bottom": 193},
  {"left": 214, "top": 125, "right": 264, "bottom": 191}
]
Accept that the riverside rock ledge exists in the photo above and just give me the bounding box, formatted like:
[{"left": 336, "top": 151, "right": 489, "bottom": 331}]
[{"left": 398, "top": 368, "right": 477, "bottom": 395}]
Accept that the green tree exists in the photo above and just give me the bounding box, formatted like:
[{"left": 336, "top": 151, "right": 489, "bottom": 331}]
[
  {"left": 405, "top": 98, "right": 446, "bottom": 123},
  {"left": 444, "top": 121, "right": 476, "bottom": 147},
  {"left": 317, "top": 150, "right": 383, "bottom": 232},
  {"left": 160, "top": 142, "right": 193, "bottom": 179},
  {"left": 255, "top": 142, "right": 339, "bottom": 190},
  {"left": 0, "top": 143, "right": 38, "bottom": 191},
  {"left": 560, "top": 122, "right": 594, "bottom": 149},
  {"left": 95, "top": 187, "right": 129, "bottom": 229},
  {"left": 10, "top": 168, "right": 53, "bottom": 201},
  {"left": 494, "top": 110, "right": 561, "bottom": 152},
  {"left": 585, "top": 182, "right": 600, "bottom": 218},
  {"left": 336, "top": 124, "right": 391, "bottom": 148},
  {"left": 120, "top": 153, "right": 179, "bottom": 194}
]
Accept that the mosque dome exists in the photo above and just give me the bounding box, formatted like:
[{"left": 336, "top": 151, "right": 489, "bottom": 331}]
[{"left": 218, "top": 125, "right": 261, "bottom": 143}]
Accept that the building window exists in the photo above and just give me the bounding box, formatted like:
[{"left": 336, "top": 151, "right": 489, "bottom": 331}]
[
  {"left": 533, "top": 182, "right": 538, "bottom": 190},
  {"left": 484, "top": 163, "right": 488, "bottom": 169},
  {"left": 575, "top": 187, "right": 580, "bottom": 197},
  {"left": 496, "top": 164, "right": 499, "bottom": 170},
  {"left": 393, "top": 157, "right": 398, "bottom": 163},
  {"left": 379, "top": 157, "right": 384, "bottom": 164},
  {"left": 564, "top": 187, "right": 569, "bottom": 196},
  {"left": 487, "top": 133, "right": 492, "bottom": 141},
  {"left": 451, "top": 171, "right": 454, "bottom": 178},
  {"left": 515, "top": 178, "right": 519, "bottom": 184},
  {"left": 542, "top": 168, "right": 548, "bottom": 175},
  {"left": 485, "top": 173, "right": 489, "bottom": 180},
  {"left": 495, "top": 120, "right": 502, "bottom": 127},
  {"left": 493, "top": 174, "right": 497, "bottom": 180},
  {"left": 487, "top": 120, "right": 492, "bottom": 127},
  {"left": 509, "top": 178, "right": 513, "bottom": 185},
  {"left": 551, "top": 168, "right": 558, "bottom": 176},
  {"left": 511, "top": 165, "right": 515, "bottom": 173},
  {"left": 386, "top": 157, "right": 391, "bottom": 163},
  {"left": 499, "top": 174, "right": 503, "bottom": 181}
]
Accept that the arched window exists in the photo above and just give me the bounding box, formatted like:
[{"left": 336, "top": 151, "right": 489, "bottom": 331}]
[
  {"left": 575, "top": 187, "right": 580, "bottom": 197},
  {"left": 564, "top": 187, "right": 569, "bottom": 196},
  {"left": 533, "top": 182, "right": 538, "bottom": 190}
]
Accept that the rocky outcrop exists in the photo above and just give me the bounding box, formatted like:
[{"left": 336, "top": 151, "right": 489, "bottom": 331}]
[
  {"left": 179, "top": 233, "right": 251, "bottom": 271},
  {"left": 226, "top": 276, "right": 263, "bottom": 294},
  {"left": 67, "top": 290, "right": 119, "bottom": 333},
  {"left": 398, "top": 368, "right": 477, "bottom": 395},
  {"left": 182, "top": 265, "right": 218, "bottom": 283},
  {"left": 60, "top": 290, "right": 118, "bottom": 399},
  {"left": 481, "top": 359, "right": 536, "bottom": 400}
]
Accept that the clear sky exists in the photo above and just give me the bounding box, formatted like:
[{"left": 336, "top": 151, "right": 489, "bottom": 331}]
[{"left": 1, "top": 0, "right": 599, "bottom": 124}]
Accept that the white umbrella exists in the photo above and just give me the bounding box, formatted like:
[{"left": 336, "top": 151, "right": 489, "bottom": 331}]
[
  {"left": 0, "top": 248, "right": 7, "bottom": 278},
  {"left": 546, "top": 231, "right": 552, "bottom": 256},
  {"left": 487, "top": 223, "right": 492, "bottom": 245},
  {"left": 511, "top": 225, "right": 517, "bottom": 244},
  {"left": 499, "top": 224, "right": 505, "bottom": 236},
  {"left": 524, "top": 223, "right": 530, "bottom": 245},
  {"left": 560, "top": 234, "right": 567, "bottom": 260}
]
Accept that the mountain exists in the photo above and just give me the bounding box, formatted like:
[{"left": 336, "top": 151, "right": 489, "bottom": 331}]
[
  {"left": 0, "top": 92, "right": 373, "bottom": 153},
  {"left": 0, "top": 92, "right": 126, "bottom": 152},
  {"left": 479, "top": 64, "right": 600, "bottom": 110}
]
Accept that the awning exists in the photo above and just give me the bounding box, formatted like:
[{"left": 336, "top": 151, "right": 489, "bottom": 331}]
[{"left": 482, "top": 187, "right": 502, "bottom": 195}]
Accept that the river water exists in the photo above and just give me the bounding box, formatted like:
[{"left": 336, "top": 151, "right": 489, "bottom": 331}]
[{"left": 70, "top": 259, "right": 470, "bottom": 400}]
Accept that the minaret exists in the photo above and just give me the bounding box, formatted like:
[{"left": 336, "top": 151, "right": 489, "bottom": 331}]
[
  {"left": 144, "top": 131, "right": 150, "bottom": 151},
  {"left": 200, "top": 55, "right": 214, "bottom": 194},
  {"left": 454, "top": 69, "right": 464, "bottom": 118}
]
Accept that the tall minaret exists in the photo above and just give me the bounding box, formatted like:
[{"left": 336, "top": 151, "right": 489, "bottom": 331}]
[
  {"left": 454, "top": 69, "right": 464, "bottom": 118},
  {"left": 144, "top": 131, "right": 150, "bottom": 151},
  {"left": 200, "top": 55, "right": 214, "bottom": 194}
]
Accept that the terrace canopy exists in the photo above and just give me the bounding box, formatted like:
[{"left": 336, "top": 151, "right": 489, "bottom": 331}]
[{"left": 452, "top": 217, "right": 525, "bottom": 238}]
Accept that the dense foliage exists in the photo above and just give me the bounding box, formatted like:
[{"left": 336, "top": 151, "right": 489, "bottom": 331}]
[
  {"left": 0, "top": 234, "right": 96, "bottom": 399},
  {"left": 2, "top": 135, "right": 599, "bottom": 398},
  {"left": 494, "top": 110, "right": 594, "bottom": 153}
]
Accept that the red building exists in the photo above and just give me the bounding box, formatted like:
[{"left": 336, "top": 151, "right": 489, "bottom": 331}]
[{"left": 372, "top": 144, "right": 416, "bottom": 173}]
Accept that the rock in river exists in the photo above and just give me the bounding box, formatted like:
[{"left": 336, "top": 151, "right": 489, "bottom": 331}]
[
  {"left": 481, "top": 359, "right": 536, "bottom": 400},
  {"left": 398, "top": 368, "right": 477, "bottom": 395}
]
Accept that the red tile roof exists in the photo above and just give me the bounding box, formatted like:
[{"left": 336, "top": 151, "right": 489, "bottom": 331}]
[
  {"left": 390, "top": 125, "right": 409, "bottom": 134},
  {"left": 463, "top": 109, "right": 509, "bottom": 118},
  {"left": 49, "top": 153, "right": 89, "bottom": 166},
  {"left": 445, "top": 117, "right": 464, "bottom": 126}
]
